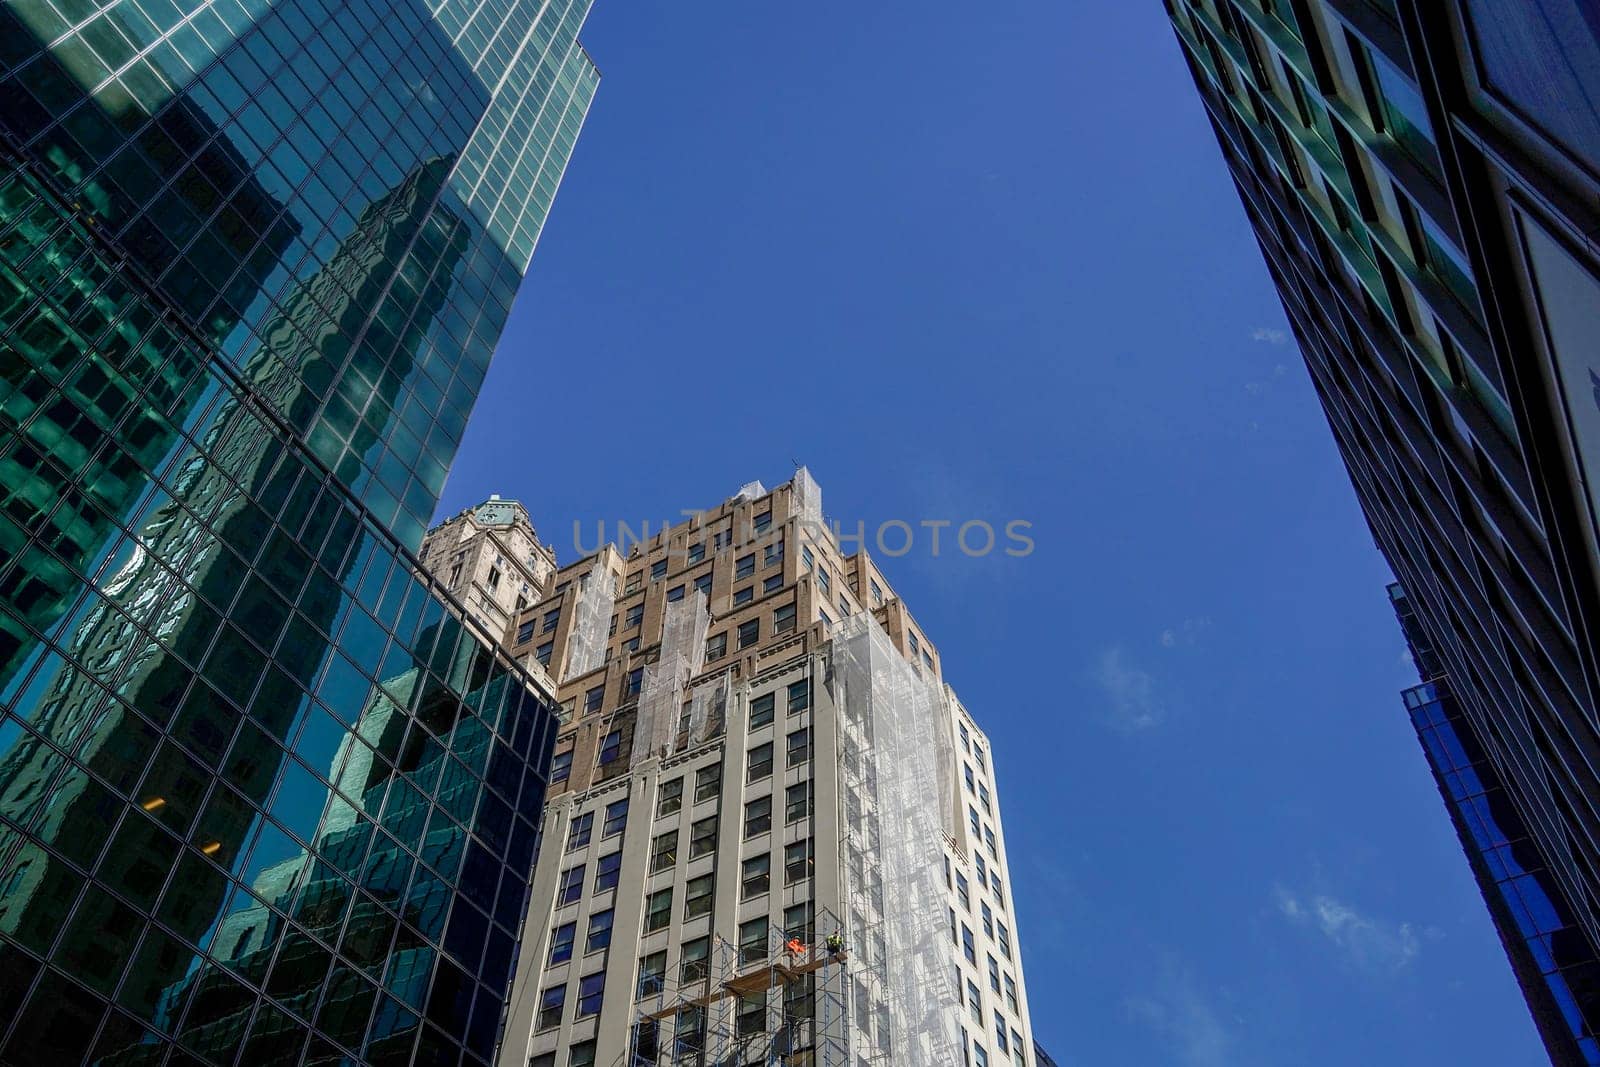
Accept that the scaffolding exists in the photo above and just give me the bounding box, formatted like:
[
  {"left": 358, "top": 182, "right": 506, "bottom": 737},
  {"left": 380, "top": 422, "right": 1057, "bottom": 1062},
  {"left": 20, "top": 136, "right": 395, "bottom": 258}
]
[
  {"left": 565, "top": 564, "right": 615, "bottom": 680},
  {"left": 632, "top": 590, "right": 710, "bottom": 768},
  {"left": 831, "top": 612, "right": 960, "bottom": 1067},
  {"left": 626, "top": 907, "right": 851, "bottom": 1067}
]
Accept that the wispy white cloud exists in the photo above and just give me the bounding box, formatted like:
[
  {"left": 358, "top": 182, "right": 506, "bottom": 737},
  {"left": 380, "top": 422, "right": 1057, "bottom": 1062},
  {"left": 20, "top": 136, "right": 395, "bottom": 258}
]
[
  {"left": 1123, "top": 963, "right": 1234, "bottom": 1067},
  {"left": 1160, "top": 616, "right": 1214, "bottom": 648},
  {"left": 1094, "top": 646, "right": 1163, "bottom": 731},
  {"left": 1274, "top": 886, "right": 1420, "bottom": 971},
  {"left": 1251, "top": 327, "right": 1289, "bottom": 344}
]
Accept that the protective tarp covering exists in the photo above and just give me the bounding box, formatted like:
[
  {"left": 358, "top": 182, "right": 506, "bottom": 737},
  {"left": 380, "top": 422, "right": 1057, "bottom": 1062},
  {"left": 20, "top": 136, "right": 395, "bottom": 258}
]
[
  {"left": 686, "top": 671, "right": 729, "bottom": 745},
  {"left": 793, "top": 466, "right": 823, "bottom": 538},
  {"left": 735, "top": 480, "right": 767, "bottom": 502},
  {"left": 832, "top": 613, "right": 960, "bottom": 1067},
  {"left": 564, "top": 565, "right": 615, "bottom": 680},
  {"left": 632, "top": 590, "right": 709, "bottom": 767}
]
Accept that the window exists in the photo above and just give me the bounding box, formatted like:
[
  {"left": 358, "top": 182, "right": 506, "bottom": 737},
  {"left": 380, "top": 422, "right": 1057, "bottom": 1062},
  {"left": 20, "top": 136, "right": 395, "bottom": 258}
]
[
  {"left": 749, "top": 693, "right": 775, "bottom": 729},
  {"left": 870, "top": 579, "right": 883, "bottom": 604},
  {"left": 817, "top": 568, "right": 831, "bottom": 595},
  {"left": 737, "top": 618, "right": 759, "bottom": 648},
  {"left": 970, "top": 807, "right": 981, "bottom": 836},
  {"left": 577, "top": 972, "right": 605, "bottom": 1017},
  {"left": 773, "top": 602, "right": 796, "bottom": 634},
  {"left": 785, "top": 782, "right": 811, "bottom": 824},
  {"left": 517, "top": 619, "right": 536, "bottom": 643},
  {"left": 988, "top": 954, "right": 1001, "bottom": 993},
  {"left": 685, "top": 873, "right": 714, "bottom": 918},
  {"left": 680, "top": 936, "right": 709, "bottom": 981},
  {"left": 686, "top": 542, "right": 705, "bottom": 564},
  {"left": 549, "top": 922, "right": 576, "bottom": 964},
  {"left": 705, "top": 632, "right": 727, "bottom": 663},
  {"left": 819, "top": 610, "right": 832, "bottom": 628},
  {"left": 603, "top": 798, "right": 629, "bottom": 838},
  {"left": 598, "top": 729, "right": 624, "bottom": 765},
  {"left": 559, "top": 865, "right": 585, "bottom": 905},
  {"left": 753, "top": 511, "right": 772, "bottom": 534},
  {"left": 747, "top": 742, "right": 774, "bottom": 782},
  {"left": 652, "top": 559, "right": 668, "bottom": 580},
  {"left": 638, "top": 951, "right": 667, "bottom": 997},
  {"left": 693, "top": 572, "right": 712, "bottom": 597},
  {"left": 650, "top": 830, "right": 677, "bottom": 873},
  {"left": 1012, "top": 1030, "right": 1025, "bottom": 1065},
  {"left": 587, "top": 909, "right": 614, "bottom": 952},
  {"left": 975, "top": 854, "right": 987, "bottom": 884},
  {"left": 979, "top": 783, "right": 991, "bottom": 814},
  {"left": 734, "top": 586, "right": 754, "bottom": 606},
  {"left": 625, "top": 667, "right": 644, "bottom": 697},
  {"left": 595, "top": 852, "right": 622, "bottom": 893},
  {"left": 745, "top": 795, "right": 772, "bottom": 837},
  {"left": 997, "top": 921, "right": 1011, "bottom": 960},
  {"left": 543, "top": 608, "right": 561, "bottom": 633},
  {"left": 536, "top": 641, "right": 554, "bottom": 666},
  {"left": 694, "top": 765, "right": 720, "bottom": 802},
  {"left": 787, "top": 679, "right": 809, "bottom": 713},
  {"left": 764, "top": 538, "right": 783, "bottom": 567},
  {"left": 908, "top": 632, "right": 921, "bottom": 657},
  {"left": 551, "top": 750, "right": 573, "bottom": 783},
  {"left": 975, "top": 1046, "right": 988, "bottom": 1067},
  {"left": 784, "top": 838, "right": 813, "bottom": 884},
  {"left": 645, "top": 888, "right": 672, "bottom": 932},
  {"left": 737, "top": 994, "right": 765, "bottom": 1037},
  {"left": 763, "top": 574, "right": 783, "bottom": 593},
  {"left": 739, "top": 917, "right": 768, "bottom": 964},
  {"left": 664, "top": 584, "right": 686, "bottom": 604},
  {"left": 784, "top": 901, "right": 814, "bottom": 943},
  {"left": 962, "top": 924, "right": 976, "bottom": 963},
  {"left": 786, "top": 727, "right": 810, "bottom": 767},
  {"left": 741, "top": 853, "right": 771, "bottom": 899},
  {"left": 1004, "top": 974, "right": 1018, "bottom": 1013},
  {"left": 965, "top": 765, "right": 976, "bottom": 793},
  {"left": 956, "top": 872, "right": 970, "bottom": 911},
  {"left": 657, "top": 777, "right": 683, "bottom": 817},
  {"left": 995, "top": 1011, "right": 1009, "bottom": 1054},
  {"left": 784, "top": 902, "right": 812, "bottom": 940},
  {"left": 568, "top": 812, "right": 594, "bottom": 851},
  {"left": 559, "top": 698, "right": 576, "bottom": 723},
  {"left": 585, "top": 686, "right": 604, "bottom": 713},
  {"left": 714, "top": 528, "right": 731, "bottom": 550},
  {"left": 537, "top": 984, "right": 564, "bottom": 1030},
  {"left": 625, "top": 572, "right": 642, "bottom": 595},
  {"left": 967, "top": 978, "right": 982, "bottom": 1020},
  {"left": 985, "top": 827, "right": 997, "bottom": 858},
  {"left": 959, "top": 723, "right": 970, "bottom": 751},
  {"left": 736, "top": 554, "right": 756, "bottom": 579},
  {"left": 690, "top": 815, "right": 718, "bottom": 858}
]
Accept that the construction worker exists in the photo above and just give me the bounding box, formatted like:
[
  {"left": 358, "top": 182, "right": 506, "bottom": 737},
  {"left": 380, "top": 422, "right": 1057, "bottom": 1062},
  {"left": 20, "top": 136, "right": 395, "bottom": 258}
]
[
  {"left": 825, "top": 932, "right": 844, "bottom": 955},
  {"left": 785, "top": 936, "right": 805, "bottom": 959}
]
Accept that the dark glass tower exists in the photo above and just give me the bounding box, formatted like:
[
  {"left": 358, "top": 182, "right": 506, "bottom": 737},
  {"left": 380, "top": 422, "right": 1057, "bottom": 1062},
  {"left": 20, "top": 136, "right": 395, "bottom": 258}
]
[
  {"left": 0, "top": 0, "right": 597, "bottom": 1062},
  {"left": 1164, "top": 1, "right": 1600, "bottom": 1062}
]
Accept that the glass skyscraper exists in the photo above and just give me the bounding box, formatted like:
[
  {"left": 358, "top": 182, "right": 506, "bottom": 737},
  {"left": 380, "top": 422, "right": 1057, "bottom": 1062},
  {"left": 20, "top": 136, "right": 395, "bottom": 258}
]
[
  {"left": 1164, "top": 2, "right": 1600, "bottom": 1063},
  {"left": 0, "top": 0, "right": 597, "bottom": 1062}
]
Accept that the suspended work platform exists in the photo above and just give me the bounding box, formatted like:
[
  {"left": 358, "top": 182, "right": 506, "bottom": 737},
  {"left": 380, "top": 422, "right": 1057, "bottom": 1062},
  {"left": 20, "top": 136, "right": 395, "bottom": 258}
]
[{"left": 638, "top": 943, "right": 849, "bottom": 1021}]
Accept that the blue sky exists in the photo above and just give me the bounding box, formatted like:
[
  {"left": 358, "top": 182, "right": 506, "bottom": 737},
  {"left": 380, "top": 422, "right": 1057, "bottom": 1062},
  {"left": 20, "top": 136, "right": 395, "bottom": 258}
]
[{"left": 437, "top": 3, "right": 1546, "bottom": 1063}]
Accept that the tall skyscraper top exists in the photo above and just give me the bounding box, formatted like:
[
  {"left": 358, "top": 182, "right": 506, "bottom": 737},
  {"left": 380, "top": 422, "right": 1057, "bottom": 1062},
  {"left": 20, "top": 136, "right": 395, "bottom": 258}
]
[
  {"left": 0, "top": 0, "right": 598, "bottom": 1061},
  {"left": 1164, "top": 3, "right": 1600, "bottom": 1062}
]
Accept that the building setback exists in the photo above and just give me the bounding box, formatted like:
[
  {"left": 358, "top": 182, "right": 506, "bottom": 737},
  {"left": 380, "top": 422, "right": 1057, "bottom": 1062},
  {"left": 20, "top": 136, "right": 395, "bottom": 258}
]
[
  {"left": 440, "top": 472, "right": 1037, "bottom": 1067},
  {"left": 1164, "top": 1, "right": 1600, "bottom": 1062},
  {"left": 0, "top": 0, "right": 598, "bottom": 1062}
]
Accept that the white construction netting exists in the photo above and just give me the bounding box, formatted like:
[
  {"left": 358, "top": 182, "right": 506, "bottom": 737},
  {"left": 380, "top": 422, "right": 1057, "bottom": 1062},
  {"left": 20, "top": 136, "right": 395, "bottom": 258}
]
[
  {"left": 564, "top": 564, "right": 615, "bottom": 680},
  {"left": 631, "top": 590, "right": 709, "bottom": 767},
  {"left": 832, "top": 612, "right": 960, "bottom": 1067}
]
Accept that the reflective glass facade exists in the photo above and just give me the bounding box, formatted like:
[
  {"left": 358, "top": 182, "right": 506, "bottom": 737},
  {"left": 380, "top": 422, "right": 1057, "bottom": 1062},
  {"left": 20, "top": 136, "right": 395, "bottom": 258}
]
[
  {"left": 0, "top": 0, "right": 595, "bottom": 1061},
  {"left": 1166, "top": 2, "right": 1600, "bottom": 1063}
]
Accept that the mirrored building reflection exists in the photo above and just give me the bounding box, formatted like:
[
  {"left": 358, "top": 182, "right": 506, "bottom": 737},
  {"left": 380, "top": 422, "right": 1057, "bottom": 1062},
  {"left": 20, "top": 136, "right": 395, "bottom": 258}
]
[{"left": 0, "top": 0, "right": 598, "bottom": 1061}]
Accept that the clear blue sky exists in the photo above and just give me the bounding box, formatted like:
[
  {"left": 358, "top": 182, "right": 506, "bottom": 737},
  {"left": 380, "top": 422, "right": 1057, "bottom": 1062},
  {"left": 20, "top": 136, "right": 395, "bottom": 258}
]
[{"left": 437, "top": 3, "right": 1546, "bottom": 1063}]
